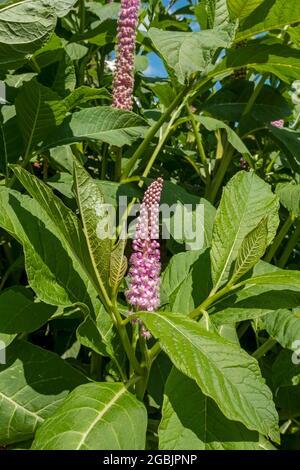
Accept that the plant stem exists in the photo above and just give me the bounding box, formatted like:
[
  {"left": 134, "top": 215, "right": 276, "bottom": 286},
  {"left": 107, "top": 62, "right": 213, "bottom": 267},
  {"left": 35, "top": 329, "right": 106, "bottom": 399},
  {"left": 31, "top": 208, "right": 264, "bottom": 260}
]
[
  {"left": 112, "top": 304, "right": 144, "bottom": 376},
  {"left": 278, "top": 220, "right": 300, "bottom": 268},
  {"left": 121, "top": 86, "right": 191, "bottom": 179},
  {"left": 264, "top": 213, "right": 295, "bottom": 263},
  {"left": 114, "top": 147, "right": 122, "bottom": 181},
  {"left": 189, "top": 283, "right": 238, "bottom": 319},
  {"left": 185, "top": 102, "right": 210, "bottom": 185},
  {"left": 252, "top": 337, "right": 277, "bottom": 359}
]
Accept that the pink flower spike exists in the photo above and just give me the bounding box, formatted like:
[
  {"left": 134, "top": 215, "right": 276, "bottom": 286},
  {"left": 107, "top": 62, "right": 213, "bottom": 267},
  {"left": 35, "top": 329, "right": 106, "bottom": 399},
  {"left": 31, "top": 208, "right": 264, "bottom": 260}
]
[
  {"left": 271, "top": 119, "right": 284, "bottom": 128},
  {"left": 112, "top": 0, "right": 140, "bottom": 111},
  {"left": 126, "top": 178, "right": 163, "bottom": 313}
]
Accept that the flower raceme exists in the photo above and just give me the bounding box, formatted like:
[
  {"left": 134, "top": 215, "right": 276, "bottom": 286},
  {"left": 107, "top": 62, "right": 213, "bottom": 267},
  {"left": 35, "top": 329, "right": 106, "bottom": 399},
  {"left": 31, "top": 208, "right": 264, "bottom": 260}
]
[
  {"left": 126, "top": 178, "right": 163, "bottom": 316},
  {"left": 271, "top": 119, "right": 284, "bottom": 128},
  {"left": 112, "top": 0, "right": 140, "bottom": 110}
]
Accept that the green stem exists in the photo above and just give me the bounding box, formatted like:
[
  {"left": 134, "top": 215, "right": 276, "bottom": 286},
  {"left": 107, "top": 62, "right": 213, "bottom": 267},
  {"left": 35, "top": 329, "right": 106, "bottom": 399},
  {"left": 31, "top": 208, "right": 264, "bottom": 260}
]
[
  {"left": 252, "top": 337, "right": 277, "bottom": 359},
  {"left": 121, "top": 86, "right": 191, "bottom": 179},
  {"left": 135, "top": 336, "right": 151, "bottom": 400},
  {"left": 207, "top": 74, "right": 266, "bottom": 204},
  {"left": 185, "top": 102, "right": 210, "bottom": 185},
  {"left": 112, "top": 304, "right": 143, "bottom": 376},
  {"left": 264, "top": 213, "right": 295, "bottom": 263},
  {"left": 114, "top": 148, "right": 122, "bottom": 182},
  {"left": 190, "top": 283, "right": 238, "bottom": 319},
  {"left": 278, "top": 220, "right": 300, "bottom": 268}
]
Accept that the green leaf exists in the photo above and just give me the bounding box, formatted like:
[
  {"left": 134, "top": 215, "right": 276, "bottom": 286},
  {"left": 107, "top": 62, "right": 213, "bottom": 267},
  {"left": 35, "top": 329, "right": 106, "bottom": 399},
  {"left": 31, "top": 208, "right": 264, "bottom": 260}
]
[
  {"left": 50, "top": 0, "right": 77, "bottom": 17},
  {"left": 0, "top": 0, "right": 56, "bottom": 71},
  {"left": 161, "top": 249, "right": 206, "bottom": 300},
  {"left": 276, "top": 183, "right": 300, "bottom": 217},
  {"left": 237, "top": 0, "right": 300, "bottom": 42},
  {"left": 171, "top": 250, "right": 212, "bottom": 314},
  {"left": 0, "top": 107, "right": 23, "bottom": 174},
  {"left": 272, "top": 349, "right": 300, "bottom": 389},
  {"left": 263, "top": 309, "right": 300, "bottom": 350},
  {"left": 138, "top": 311, "right": 279, "bottom": 441},
  {"left": 148, "top": 26, "right": 235, "bottom": 84},
  {"left": 196, "top": 115, "right": 251, "bottom": 156},
  {"left": 52, "top": 51, "right": 76, "bottom": 97},
  {"left": 15, "top": 79, "right": 66, "bottom": 155},
  {"left": 214, "top": 43, "right": 300, "bottom": 83},
  {"left": 269, "top": 126, "right": 300, "bottom": 172},
  {"left": 0, "top": 340, "right": 86, "bottom": 445},
  {"left": 205, "top": 0, "right": 231, "bottom": 28},
  {"left": 31, "top": 382, "right": 147, "bottom": 450},
  {"left": 210, "top": 171, "right": 279, "bottom": 292},
  {"left": 0, "top": 286, "right": 57, "bottom": 334},
  {"left": 73, "top": 162, "right": 112, "bottom": 303},
  {"left": 0, "top": 185, "right": 94, "bottom": 309},
  {"left": 230, "top": 218, "right": 268, "bottom": 284},
  {"left": 64, "top": 86, "right": 111, "bottom": 111},
  {"left": 227, "top": 0, "right": 263, "bottom": 20},
  {"left": 109, "top": 239, "right": 128, "bottom": 293},
  {"left": 44, "top": 106, "right": 148, "bottom": 148},
  {"left": 243, "top": 270, "right": 300, "bottom": 290},
  {"left": 159, "top": 367, "right": 264, "bottom": 450}
]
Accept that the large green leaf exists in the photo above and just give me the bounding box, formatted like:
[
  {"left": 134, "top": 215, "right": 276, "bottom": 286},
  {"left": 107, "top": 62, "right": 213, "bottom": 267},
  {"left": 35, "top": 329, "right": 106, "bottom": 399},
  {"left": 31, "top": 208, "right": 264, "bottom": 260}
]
[
  {"left": 242, "top": 270, "right": 300, "bottom": 290},
  {"left": 0, "top": 186, "right": 94, "bottom": 309},
  {"left": 0, "top": 0, "right": 57, "bottom": 71},
  {"left": 159, "top": 367, "right": 265, "bottom": 450},
  {"left": 31, "top": 383, "right": 147, "bottom": 450},
  {"left": 237, "top": 0, "right": 300, "bottom": 41},
  {"left": 0, "top": 107, "right": 23, "bottom": 174},
  {"left": 0, "top": 340, "right": 86, "bottom": 445},
  {"left": 214, "top": 43, "right": 300, "bottom": 83},
  {"left": 138, "top": 311, "right": 279, "bottom": 441},
  {"left": 210, "top": 171, "right": 279, "bottom": 292},
  {"left": 263, "top": 309, "right": 300, "bottom": 350},
  {"left": 276, "top": 183, "right": 300, "bottom": 217},
  {"left": 44, "top": 107, "right": 148, "bottom": 148},
  {"left": 73, "top": 163, "right": 112, "bottom": 303},
  {"left": 272, "top": 349, "right": 300, "bottom": 389},
  {"left": 206, "top": 0, "right": 231, "bottom": 28},
  {"left": 171, "top": 250, "right": 212, "bottom": 314},
  {"left": 15, "top": 79, "right": 66, "bottom": 155},
  {"left": 227, "top": 0, "right": 263, "bottom": 20},
  {"left": 148, "top": 26, "right": 234, "bottom": 84},
  {"left": 0, "top": 286, "right": 57, "bottom": 334},
  {"left": 9, "top": 167, "right": 114, "bottom": 354}
]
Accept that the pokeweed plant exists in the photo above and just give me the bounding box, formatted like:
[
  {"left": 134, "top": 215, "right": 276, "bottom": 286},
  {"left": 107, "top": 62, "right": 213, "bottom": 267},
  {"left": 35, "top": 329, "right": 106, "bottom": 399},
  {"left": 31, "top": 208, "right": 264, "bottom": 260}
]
[{"left": 0, "top": 0, "right": 300, "bottom": 451}]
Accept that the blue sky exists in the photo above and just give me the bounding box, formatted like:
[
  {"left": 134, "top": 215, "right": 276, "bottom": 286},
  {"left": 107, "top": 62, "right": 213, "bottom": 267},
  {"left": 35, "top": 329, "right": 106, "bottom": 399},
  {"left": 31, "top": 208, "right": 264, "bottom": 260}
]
[{"left": 143, "top": 0, "right": 198, "bottom": 78}]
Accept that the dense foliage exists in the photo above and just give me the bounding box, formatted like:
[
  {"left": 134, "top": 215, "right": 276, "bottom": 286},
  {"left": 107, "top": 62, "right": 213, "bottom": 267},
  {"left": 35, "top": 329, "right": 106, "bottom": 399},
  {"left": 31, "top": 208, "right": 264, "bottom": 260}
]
[{"left": 1, "top": 0, "right": 300, "bottom": 450}]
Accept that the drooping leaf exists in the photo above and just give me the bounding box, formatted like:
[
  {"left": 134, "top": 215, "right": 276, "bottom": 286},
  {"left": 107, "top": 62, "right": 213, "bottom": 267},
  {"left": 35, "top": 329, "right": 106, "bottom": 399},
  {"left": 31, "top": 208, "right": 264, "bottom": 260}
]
[
  {"left": 44, "top": 106, "right": 148, "bottom": 148},
  {"left": 0, "top": 340, "right": 87, "bottom": 445},
  {"left": 148, "top": 26, "right": 235, "bottom": 84},
  {"left": 263, "top": 309, "right": 300, "bottom": 350},
  {"left": 15, "top": 79, "right": 66, "bottom": 155},
  {"left": 50, "top": 0, "right": 78, "bottom": 17},
  {"left": 0, "top": 286, "right": 57, "bottom": 334},
  {"left": 73, "top": 162, "right": 112, "bottom": 303},
  {"left": 64, "top": 86, "right": 111, "bottom": 111},
  {"left": 159, "top": 367, "right": 264, "bottom": 450},
  {"left": 210, "top": 171, "right": 279, "bottom": 292},
  {"left": 31, "top": 383, "right": 147, "bottom": 450},
  {"left": 276, "top": 182, "right": 300, "bottom": 217},
  {"left": 270, "top": 126, "right": 300, "bottom": 171},
  {"left": 0, "top": 0, "right": 57, "bottom": 71},
  {"left": 138, "top": 311, "right": 279, "bottom": 441},
  {"left": 196, "top": 115, "right": 251, "bottom": 156},
  {"left": 242, "top": 270, "right": 300, "bottom": 290},
  {"left": 214, "top": 43, "right": 300, "bottom": 83},
  {"left": 230, "top": 218, "right": 268, "bottom": 284}
]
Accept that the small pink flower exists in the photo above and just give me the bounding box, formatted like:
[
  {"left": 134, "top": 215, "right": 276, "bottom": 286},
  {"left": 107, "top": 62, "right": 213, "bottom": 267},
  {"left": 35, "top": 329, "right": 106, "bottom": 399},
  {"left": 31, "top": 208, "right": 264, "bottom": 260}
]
[
  {"left": 112, "top": 0, "right": 140, "bottom": 111},
  {"left": 125, "top": 178, "right": 163, "bottom": 342},
  {"left": 271, "top": 119, "right": 284, "bottom": 128}
]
